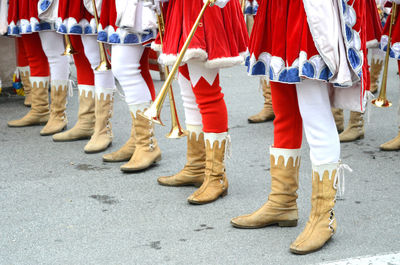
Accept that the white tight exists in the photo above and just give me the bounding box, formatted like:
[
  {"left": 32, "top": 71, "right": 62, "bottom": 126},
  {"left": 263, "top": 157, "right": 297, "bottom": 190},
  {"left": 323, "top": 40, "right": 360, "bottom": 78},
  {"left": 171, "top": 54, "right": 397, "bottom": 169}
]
[
  {"left": 81, "top": 35, "right": 115, "bottom": 91},
  {"left": 38, "top": 31, "right": 69, "bottom": 81},
  {"left": 111, "top": 45, "right": 151, "bottom": 105},
  {"left": 178, "top": 70, "right": 202, "bottom": 126},
  {"left": 296, "top": 79, "right": 340, "bottom": 165}
]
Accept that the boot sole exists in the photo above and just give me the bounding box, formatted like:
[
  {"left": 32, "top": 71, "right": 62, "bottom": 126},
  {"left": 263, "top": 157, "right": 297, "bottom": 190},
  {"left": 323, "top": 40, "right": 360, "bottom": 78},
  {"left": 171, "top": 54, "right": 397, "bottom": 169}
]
[
  {"left": 7, "top": 121, "right": 48, "bottom": 127},
  {"left": 120, "top": 155, "right": 162, "bottom": 173},
  {"left": 231, "top": 219, "right": 298, "bottom": 229},
  {"left": 157, "top": 180, "right": 203, "bottom": 188},
  {"left": 84, "top": 142, "right": 112, "bottom": 154},
  {"left": 248, "top": 117, "right": 274, "bottom": 124},
  {"left": 340, "top": 134, "right": 364, "bottom": 143},
  {"left": 102, "top": 157, "right": 131, "bottom": 163},
  {"left": 40, "top": 125, "right": 67, "bottom": 136},
  {"left": 187, "top": 189, "right": 228, "bottom": 205},
  {"left": 290, "top": 237, "right": 332, "bottom": 255},
  {"left": 53, "top": 136, "right": 92, "bottom": 142}
]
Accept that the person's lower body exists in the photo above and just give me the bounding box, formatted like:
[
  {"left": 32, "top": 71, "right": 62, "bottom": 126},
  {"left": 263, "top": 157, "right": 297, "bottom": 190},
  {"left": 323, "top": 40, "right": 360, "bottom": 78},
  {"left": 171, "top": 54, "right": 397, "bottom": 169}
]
[
  {"left": 38, "top": 31, "right": 70, "bottom": 136},
  {"left": 102, "top": 44, "right": 161, "bottom": 172},
  {"left": 248, "top": 77, "right": 275, "bottom": 123},
  {"left": 232, "top": 79, "right": 343, "bottom": 254},
  {"left": 158, "top": 61, "right": 229, "bottom": 205},
  {"left": 15, "top": 38, "right": 32, "bottom": 107},
  {"left": 8, "top": 33, "right": 51, "bottom": 127}
]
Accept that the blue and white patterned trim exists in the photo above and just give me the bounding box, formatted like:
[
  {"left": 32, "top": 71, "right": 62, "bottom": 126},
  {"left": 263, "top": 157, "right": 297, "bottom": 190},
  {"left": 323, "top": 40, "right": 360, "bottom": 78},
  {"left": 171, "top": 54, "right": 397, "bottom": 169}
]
[
  {"left": 339, "top": 0, "right": 363, "bottom": 79},
  {"left": 246, "top": 51, "right": 333, "bottom": 84},
  {"left": 97, "top": 24, "right": 156, "bottom": 45},
  {"left": 55, "top": 17, "right": 97, "bottom": 35},
  {"left": 244, "top": 0, "right": 258, "bottom": 16},
  {"left": 380, "top": 35, "right": 400, "bottom": 59},
  {"left": 7, "top": 18, "right": 54, "bottom": 36}
]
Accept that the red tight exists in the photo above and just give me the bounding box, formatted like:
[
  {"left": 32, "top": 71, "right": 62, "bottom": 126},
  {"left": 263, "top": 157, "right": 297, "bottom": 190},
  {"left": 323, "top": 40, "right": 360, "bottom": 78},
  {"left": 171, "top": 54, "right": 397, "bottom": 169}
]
[
  {"left": 70, "top": 35, "right": 95, "bottom": 86},
  {"left": 270, "top": 82, "right": 303, "bottom": 149},
  {"left": 20, "top": 33, "right": 49, "bottom": 77},
  {"left": 139, "top": 48, "right": 156, "bottom": 101},
  {"left": 15, "top": 38, "right": 29, "bottom": 67}
]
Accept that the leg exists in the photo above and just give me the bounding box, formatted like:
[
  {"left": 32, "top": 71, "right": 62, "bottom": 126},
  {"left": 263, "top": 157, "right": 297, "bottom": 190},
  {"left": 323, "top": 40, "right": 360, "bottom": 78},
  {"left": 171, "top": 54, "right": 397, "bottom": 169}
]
[
  {"left": 81, "top": 35, "right": 115, "bottom": 153},
  {"left": 231, "top": 82, "right": 302, "bottom": 228},
  {"left": 8, "top": 33, "right": 50, "bottom": 127},
  {"left": 290, "top": 79, "right": 341, "bottom": 254},
  {"left": 16, "top": 38, "right": 32, "bottom": 107},
  {"left": 186, "top": 60, "right": 228, "bottom": 204},
  {"left": 108, "top": 44, "right": 161, "bottom": 171},
  {"left": 248, "top": 77, "right": 275, "bottom": 123},
  {"left": 38, "top": 31, "right": 70, "bottom": 135},
  {"left": 157, "top": 65, "right": 205, "bottom": 187},
  {"left": 52, "top": 35, "right": 96, "bottom": 142}
]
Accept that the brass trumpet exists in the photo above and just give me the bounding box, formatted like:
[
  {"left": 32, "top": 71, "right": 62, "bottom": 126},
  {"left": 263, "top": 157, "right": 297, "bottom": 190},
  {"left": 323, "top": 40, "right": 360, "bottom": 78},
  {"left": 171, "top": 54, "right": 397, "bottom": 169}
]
[
  {"left": 372, "top": 3, "right": 398, "bottom": 108},
  {"left": 91, "top": 0, "right": 111, "bottom": 71},
  {"left": 141, "top": 0, "right": 214, "bottom": 126},
  {"left": 61, "top": 35, "right": 77, "bottom": 56},
  {"left": 156, "top": 2, "right": 185, "bottom": 138}
]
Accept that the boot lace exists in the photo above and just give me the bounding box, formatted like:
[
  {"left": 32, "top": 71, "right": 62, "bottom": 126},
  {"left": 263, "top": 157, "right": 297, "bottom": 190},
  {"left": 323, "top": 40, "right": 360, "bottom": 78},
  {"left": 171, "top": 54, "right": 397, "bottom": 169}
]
[{"left": 334, "top": 163, "right": 352, "bottom": 200}]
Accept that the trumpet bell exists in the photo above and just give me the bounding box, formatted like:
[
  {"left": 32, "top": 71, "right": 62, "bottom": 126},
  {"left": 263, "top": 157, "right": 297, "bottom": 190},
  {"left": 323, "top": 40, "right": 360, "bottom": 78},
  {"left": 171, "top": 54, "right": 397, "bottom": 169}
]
[
  {"left": 166, "top": 126, "right": 186, "bottom": 139},
  {"left": 372, "top": 98, "right": 392, "bottom": 108}
]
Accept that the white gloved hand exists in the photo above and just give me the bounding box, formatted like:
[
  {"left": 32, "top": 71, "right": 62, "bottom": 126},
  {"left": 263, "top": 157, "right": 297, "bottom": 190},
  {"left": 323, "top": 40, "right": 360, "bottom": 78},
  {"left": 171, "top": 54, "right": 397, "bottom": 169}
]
[{"left": 205, "top": 0, "right": 230, "bottom": 8}]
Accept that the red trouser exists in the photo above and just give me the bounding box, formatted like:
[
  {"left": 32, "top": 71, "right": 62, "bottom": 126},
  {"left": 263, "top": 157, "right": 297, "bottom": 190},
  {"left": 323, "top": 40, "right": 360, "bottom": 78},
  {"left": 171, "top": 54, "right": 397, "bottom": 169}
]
[
  {"left": 16, "top": 38, "right": 29, "bottom": 67},
  {"left": 270, "top": 82, "right": 303, "bottom": 149},
  {"left": 70, "top": 35, "right": 95, "bottom": 86},
  {"left": 20, "top": 33, "right": 50, "bottom": 77},
  {"left": 139, "top": 48, "right": 156, "bottom": 101}
]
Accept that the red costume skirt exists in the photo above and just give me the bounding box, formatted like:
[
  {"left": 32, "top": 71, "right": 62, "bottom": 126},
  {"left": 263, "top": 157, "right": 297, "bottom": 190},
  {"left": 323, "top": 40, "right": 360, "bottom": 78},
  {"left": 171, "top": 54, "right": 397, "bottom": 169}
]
[
  {"left": 97, "top": 0, "right": 156, "bottom": 45},
  {"left": 8, "top": 0, "right": 54, "bottom": 36},
  {"left": 366, "top": 0, "right": 383, "bottom": 48},
  {"left": 247, "top": 0, "right": 366, "bottom": 87},
  {"left": 155, "top": 0, "right": 249, "bottom": 69},
  {"left": 56, "top": 0, "right": 96, "bottom": 35},
  {"left": 380, "top": 5, "right": 400, "bottom": 60}
]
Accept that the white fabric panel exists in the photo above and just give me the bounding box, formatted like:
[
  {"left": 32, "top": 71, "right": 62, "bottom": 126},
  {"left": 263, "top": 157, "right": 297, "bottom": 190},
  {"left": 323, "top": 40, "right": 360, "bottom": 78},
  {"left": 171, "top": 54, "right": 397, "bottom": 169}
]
[
  {"left": 111, "top": 44, "right": 151, "bottom": 105},
  {"left": 0, "top": 0, "right": 8, "bottom": 35},
  {"left": 296, "top": 79, "right": 340, "bottom": 165},
  {"left": 178, "top": 70, "right": 202, "bottom": 126},
  {"left": 39, "top": 31, "right": 70, "bottom": 81}
]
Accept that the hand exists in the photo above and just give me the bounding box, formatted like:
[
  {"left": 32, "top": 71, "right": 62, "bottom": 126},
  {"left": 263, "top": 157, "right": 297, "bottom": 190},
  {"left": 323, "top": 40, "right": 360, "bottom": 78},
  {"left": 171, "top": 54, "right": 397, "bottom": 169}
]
[{"left": 206, "top": 0, "right": 230, "bottom": 8}]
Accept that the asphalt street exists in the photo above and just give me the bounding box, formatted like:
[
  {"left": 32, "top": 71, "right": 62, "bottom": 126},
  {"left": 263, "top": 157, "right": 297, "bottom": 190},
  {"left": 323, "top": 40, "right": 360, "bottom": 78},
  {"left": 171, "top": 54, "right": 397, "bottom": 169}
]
[{"left": 0, "top": 56, "right": 399, "bottom": 265}]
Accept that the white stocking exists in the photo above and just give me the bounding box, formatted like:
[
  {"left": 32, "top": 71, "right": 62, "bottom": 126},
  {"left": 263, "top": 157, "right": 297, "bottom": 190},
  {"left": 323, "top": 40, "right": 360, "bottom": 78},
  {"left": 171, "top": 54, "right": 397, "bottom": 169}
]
[
  {"left": 111, "top": 44, "right": 151, "bottom": 105},
  {"left": 38, "top": 31, "right": 70, "bottom": 81},
  {"left": 178, "top": 70, "right": 202, "bottom": 126},
  {"left": 296, "top": 79, "right": 340, "bottom": 165}
]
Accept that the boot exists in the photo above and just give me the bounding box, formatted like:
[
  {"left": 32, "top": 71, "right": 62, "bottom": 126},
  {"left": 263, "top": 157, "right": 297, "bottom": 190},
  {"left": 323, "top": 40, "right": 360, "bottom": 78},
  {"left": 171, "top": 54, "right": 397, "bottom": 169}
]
[
  {"left": 53, "top": 85, "right": 95, "bottom": 142},
  {"left": 120, "top": 104, "right": 162, "bottom": 172},
  {"left": 231, "top": 147, "right": 300, "bottom": 228},
  {"left": 331, "top": 108, "right": 344, "bottom": 133},
  {"left": 84, "top": 88, "right": 114, "bottom": 153},
  {"left": 339, "top": 111, "right": 364, "bottom": 142},
  {"left": 380, "top": 128, "right": 400, "bottom": 151},
  {"left": 157, "top": 124, "right": 205, "bottom": 187},
  {"left": 103, "top": 112, "right": 136, "bottom": 162},
  {"left": 8, "top": 76, "right": 50, "bottom": 127},
  {"left": 19, "top": 66, "right": 32, "bottom": 107},
  {"left": 248, "top": 78, "right": 275, "bottom": 123},
  {"left": 370, "top": 58, "right": 383, "bottom": 94},
  {"left": 187, "top": 132, "right": 229, "bottom": 205},
  {"left": 40, "top": 80, "right": 68, "bottom": 136},
  {"left": 290, "top": 162, "right": 340, "bottom": 254}
]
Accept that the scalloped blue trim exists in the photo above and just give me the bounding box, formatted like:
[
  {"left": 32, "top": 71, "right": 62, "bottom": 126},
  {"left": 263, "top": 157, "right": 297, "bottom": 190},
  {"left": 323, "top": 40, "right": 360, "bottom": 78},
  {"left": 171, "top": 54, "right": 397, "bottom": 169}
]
[
  {"left": 97, "top": 27, "right": 156, "bottom": 45},
  {"left": 8, "top": 21, "right": 54, "bottom": 36},
  {"left": 55, "top": 18, "right": 97, "bottom": 35}
]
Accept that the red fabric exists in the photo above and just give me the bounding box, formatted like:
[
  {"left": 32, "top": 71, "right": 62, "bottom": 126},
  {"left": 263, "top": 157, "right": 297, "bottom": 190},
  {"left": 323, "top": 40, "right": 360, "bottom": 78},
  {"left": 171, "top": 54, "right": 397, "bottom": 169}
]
[
  {"left": 58, "top": 0, "right": 93, "bottom": 21},
  {"left": 140, "top": 48, "right": 156, "bottom": 101},
  {"left": 270, "top": 82, "right": 302, "bottom": 149},
  {"left": 382, "top": 8, "right": 400, "bottom": 46},
  {"left": 160, "top": 0, "right": 248, "bottom": 62},
  {"left": 70, "top": 35, "right": 95, "bottom": 86},
  {"left": 8, "top": 0, "right": 39, "bottom": 24},
  {"left": 99, "top": 0, "right": 117, "bottom": 29},
  {"left": 21, "top": 33, "right": 50, "bottom": 77},
  {"left": 190, "top": 72, "right": 228, "bottom": 133},
  {"left": 16, "top": 38, "right": 29, "bottom": 67},
  {"left": 366, "top": 0, "right": 383, "bottom": 44}
]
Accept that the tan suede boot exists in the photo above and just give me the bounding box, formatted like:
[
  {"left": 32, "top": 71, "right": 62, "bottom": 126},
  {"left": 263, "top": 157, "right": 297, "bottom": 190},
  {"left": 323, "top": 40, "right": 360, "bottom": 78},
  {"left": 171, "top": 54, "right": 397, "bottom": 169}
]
[
  {"left": 231, "top": 147, "right": 300, "bottom": 228},
  {"left": 18, "top": 66, "right": 32, "bottom": 107},
  {"left": 84, "top": 88, "right": 114, "bottom": 153},
  {"left": 120, "top": 105, "right": 162, "bottom": 172},
  {"left": 380, "top": 128, "right": 400, "bottom": 151},
  {"left": 187, "top": 132, "right": 229, "bottom": 205},
  {"left": 157, "top": 124, "right": 205, "bottom": 187},
  {"left": 248, "top": 78, "right": 275, "bottom": 123},
  {"left": 370, "top": 58, "right": 383, "bottom": 94},
  {"left": 40, "top": 80, "right": 68, "bottom": 136},
  {"left": 53, "top": 85, "right": 95, "bottom": 142},
  {"left": 339, "top": 111, "right": 364, "bottom": 142},
  {"left": 290, "top": 162, "right": 340, "bottom": 255},
  {"left": 8, "top": 76, "right": 50, "bottom": 127},
  {"left": 331, "top": 108, "right": 344, "bottom": 133},
  {"left": 103, "top": 112, "right": 136, "bottom": 162}
]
